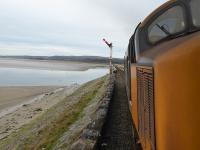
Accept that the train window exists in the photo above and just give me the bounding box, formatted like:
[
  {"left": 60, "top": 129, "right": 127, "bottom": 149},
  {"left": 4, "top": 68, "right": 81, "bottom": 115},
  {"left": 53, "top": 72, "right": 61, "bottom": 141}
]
[
  {"left": 148, "top": 6, "right": 186, "bottom": 44},
  {"left": 129, "top": 39, "right": 135, "bottom": 63},
  {"left": 190, "top": 0, "right": 200, "bottom": 27}
]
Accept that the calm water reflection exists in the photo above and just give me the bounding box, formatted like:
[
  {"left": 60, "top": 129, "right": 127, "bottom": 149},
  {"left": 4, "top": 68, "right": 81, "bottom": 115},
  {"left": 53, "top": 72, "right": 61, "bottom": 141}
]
[{"left": 0, "top": 67, "right": 108, "bottom": 86}]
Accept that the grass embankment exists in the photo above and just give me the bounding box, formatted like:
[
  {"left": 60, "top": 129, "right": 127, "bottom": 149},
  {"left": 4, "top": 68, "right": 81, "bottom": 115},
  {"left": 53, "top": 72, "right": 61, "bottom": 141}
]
[{"left": 0, "top": 75, "right": 108, "bottom": 150}]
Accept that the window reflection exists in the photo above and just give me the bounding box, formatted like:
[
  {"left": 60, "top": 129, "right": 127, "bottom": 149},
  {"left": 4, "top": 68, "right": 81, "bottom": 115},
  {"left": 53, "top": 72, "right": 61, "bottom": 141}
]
[
  {"left": 148, "top": 6, "right": 185, "bottom": 44},
  {"left": 190, "top": 0, "right": 200, "bottom": 27}
]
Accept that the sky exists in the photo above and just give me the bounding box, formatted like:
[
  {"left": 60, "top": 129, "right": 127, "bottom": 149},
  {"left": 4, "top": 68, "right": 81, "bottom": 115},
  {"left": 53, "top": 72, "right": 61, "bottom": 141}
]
[{"left": 0, "top": 0, "right": 167, "bottom": 58}]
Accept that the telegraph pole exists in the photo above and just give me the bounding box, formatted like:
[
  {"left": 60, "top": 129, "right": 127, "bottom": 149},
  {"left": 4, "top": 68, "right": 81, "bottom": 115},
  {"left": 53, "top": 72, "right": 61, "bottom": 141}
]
[{"left": 102, "top": 38, "right": 113, "bottom": 74}]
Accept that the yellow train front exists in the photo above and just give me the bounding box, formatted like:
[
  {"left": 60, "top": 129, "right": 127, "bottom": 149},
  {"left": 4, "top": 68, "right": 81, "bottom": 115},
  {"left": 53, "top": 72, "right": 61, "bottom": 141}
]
[{"left": 125, "top": 0, "right": 200, "bottom": 150}]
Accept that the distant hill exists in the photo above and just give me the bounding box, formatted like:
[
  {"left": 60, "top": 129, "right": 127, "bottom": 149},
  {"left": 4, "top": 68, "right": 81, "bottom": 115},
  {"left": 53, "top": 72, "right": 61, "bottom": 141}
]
[{"left": 0, "top": 56, "right": 123, "bottom": 64}]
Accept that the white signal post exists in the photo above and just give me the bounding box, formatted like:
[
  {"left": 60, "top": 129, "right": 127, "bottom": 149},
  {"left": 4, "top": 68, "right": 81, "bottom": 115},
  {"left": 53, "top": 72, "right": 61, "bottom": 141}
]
[{"left": 102, "top": 38, "right": 113, "bottom": 74}]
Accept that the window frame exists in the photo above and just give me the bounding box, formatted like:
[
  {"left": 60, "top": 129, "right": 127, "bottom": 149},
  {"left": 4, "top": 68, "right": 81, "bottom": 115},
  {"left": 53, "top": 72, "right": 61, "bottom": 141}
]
[
  {"left": 145, "top": 2, "right": 188, "bottom": 46},
  {"left": 134, "top": 23, "right": 141, "bottom": 62}
]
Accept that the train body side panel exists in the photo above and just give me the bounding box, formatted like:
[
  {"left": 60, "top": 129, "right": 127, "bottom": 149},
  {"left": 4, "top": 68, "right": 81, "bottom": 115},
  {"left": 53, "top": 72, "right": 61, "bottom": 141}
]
[
  {"left": 154, "top": 34, "right": 200, "bottom": 150},
  {"left": 131, "top": 64, "right": 138, "bottom": 130}
]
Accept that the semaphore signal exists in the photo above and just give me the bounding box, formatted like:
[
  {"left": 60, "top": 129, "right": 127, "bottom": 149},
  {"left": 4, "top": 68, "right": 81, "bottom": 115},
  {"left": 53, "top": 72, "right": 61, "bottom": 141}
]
[{"left": 102, "top": 38, "right": 113, "bottom": 74}]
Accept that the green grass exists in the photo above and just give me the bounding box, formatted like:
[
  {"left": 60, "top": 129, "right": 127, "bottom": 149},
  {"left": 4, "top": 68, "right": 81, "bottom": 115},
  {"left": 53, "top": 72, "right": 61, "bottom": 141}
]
[{"left": 37, "top": 89, "right": 98, "bottom": 150}]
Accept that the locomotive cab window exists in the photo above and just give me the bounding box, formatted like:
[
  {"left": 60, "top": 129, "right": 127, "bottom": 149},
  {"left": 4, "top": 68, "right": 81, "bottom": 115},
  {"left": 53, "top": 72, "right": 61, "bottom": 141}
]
[
  {"left": 148, "top": 6, "right": 186, "bottom": 44},
  {"left": 190, "top": 0, "right": 200, "bottom": 27}
]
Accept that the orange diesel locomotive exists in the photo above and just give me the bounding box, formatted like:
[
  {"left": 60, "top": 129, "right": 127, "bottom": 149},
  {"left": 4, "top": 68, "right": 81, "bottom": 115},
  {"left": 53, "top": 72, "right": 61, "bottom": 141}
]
[{"left": 125, "top": 0, "right": 200, "bottom": 150}]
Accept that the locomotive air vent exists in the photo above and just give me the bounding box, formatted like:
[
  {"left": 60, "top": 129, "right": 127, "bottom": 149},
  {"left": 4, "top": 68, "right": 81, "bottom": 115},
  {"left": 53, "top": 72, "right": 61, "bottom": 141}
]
[{"left": 137, "top": 67, "right": 155, "bottom": 150}]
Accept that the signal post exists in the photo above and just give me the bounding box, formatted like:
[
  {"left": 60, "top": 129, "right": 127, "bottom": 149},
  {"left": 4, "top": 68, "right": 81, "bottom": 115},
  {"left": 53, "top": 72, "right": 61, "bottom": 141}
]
[{"left": 102, "top": 38, "right": 113, "bottom": 74}]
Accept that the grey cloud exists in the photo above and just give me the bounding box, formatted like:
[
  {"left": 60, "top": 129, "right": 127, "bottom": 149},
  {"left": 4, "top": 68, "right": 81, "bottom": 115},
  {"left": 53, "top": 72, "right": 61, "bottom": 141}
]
[{"left": 0, "top": 0, "right": 167, "bottom": 58}]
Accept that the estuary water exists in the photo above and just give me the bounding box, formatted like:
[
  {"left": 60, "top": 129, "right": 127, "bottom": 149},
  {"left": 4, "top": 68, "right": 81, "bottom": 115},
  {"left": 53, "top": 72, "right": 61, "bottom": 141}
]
[{"left": 0, "top": 67, "right": 108, "bottom": 86}]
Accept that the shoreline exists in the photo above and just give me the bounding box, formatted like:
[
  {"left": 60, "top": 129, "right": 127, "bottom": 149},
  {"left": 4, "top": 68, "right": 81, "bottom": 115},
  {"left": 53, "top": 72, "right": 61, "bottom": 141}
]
[
  {"left": 0, "top": 85, "right": 79, "bottom": 140},
  {"left": 0, "top": 75, "right": 109, "bottom": 149},
  {"left": 0, "top": 58, "right": 108, "bottom": 141},
  {"left": 0, "top": 87, "right": 64, "bottom": 118},
  {"left": 0, "top": 86, "right": 62, "bottom": 111}
]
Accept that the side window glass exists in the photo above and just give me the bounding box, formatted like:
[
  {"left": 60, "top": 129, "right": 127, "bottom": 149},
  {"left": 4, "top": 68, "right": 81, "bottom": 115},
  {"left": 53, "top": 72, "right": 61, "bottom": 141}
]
[
  {"left": 148, "top": 6, "right": 186, "bottom": 44},
  {"left": 129, "top": 39, "right": 135, "bottom": 63},
  {"left": 190, "top": 0, "right": 200, "bottom": 27}
]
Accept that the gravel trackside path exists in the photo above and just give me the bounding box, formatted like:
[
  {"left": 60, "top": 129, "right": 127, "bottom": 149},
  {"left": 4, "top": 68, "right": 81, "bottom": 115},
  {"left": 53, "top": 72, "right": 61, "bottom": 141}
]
[{"left": 97, "top": 69, "right": 134, "bottom": 150}]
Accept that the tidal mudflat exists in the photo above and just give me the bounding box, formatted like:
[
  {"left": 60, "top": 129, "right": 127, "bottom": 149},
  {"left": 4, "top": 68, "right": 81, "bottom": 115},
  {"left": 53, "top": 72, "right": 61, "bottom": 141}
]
[{"left": 0, "top": 58, "right": 108, "bottom": 144}]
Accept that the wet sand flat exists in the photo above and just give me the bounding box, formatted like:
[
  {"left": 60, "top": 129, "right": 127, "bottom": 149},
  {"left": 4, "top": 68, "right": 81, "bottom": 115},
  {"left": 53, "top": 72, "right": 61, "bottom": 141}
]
[
  {"left": 0, "top": 58, "right": 106, "bottom": 71},
  {"left": 0, "top": 85, "right": 78, "bottom": 140},
  {"left": 0, "top": 86, "right": 60, "bottom": 110}
]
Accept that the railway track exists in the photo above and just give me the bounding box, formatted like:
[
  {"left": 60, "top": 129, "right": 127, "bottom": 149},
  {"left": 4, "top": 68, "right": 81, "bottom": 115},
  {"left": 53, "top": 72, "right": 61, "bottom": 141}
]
[{"left": 96, "top": 68, "right": 134, "bottom": 150}]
